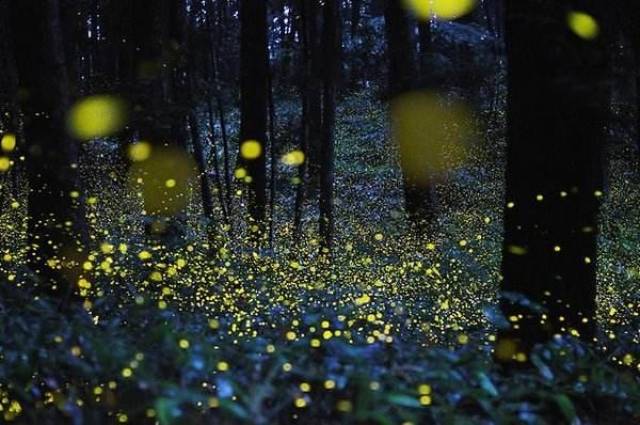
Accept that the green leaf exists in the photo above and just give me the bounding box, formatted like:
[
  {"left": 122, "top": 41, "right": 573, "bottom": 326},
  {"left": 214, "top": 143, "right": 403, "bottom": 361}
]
[
  {"left": 476, "top": 372, "right": 499, "bottom": 397},
  {"left": 553, "top": 394, "right": 577, "bottom": 423},
  {"left": 154, "top": 398, "right": 181, "bottom": 425},
  {"left": 387, "top": 393, "right": 422, "bottom": 408}
]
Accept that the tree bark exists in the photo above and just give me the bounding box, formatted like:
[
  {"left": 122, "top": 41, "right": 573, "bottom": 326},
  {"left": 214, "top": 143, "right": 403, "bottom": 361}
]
[
  {"left": 499, "top": 0, "right": 609, "bottom": 354},
  {"left": 239, "top": 0, "right": 269, "bottom": 229},
  {"left": 10, "top": 0, "right": 88, "bottom": 297},
  {"left": 319, "top": 0, "right": 340, "bottom": 252},
  {"left": 384, "top": 0, "right": 435, "bottom": 231}
]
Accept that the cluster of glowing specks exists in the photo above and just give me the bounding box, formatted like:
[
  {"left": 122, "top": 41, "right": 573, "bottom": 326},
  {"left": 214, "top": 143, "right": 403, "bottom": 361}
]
[
  {"left": 281, "top": 150, "right": 305, "bottom": 166},
  {"left": 128, "top": 140, "right": 152, "bottom": 162},
  {"left": 128, "top": 146, "right": 196, "bottom": 215},
  {"left": 67, "top": 95, "right": 127, "bottom": 140},
  {"left": 567, "top": 11, "right": 599, "bottom": 40},
  {"left": 1, "top": 133, "right": 16, "bottom": 152},
  {"left": 404, "top": 0, "right": 476, "bottom": 21},
  {"left": 240, "top": 139, "right": 262, "bottom": 160},
  {"left": 390, "top": 91, "right": 473, "bottom": 185}
]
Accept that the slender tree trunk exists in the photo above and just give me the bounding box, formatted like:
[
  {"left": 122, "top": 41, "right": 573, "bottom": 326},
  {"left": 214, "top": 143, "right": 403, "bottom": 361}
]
[
  {"left": 293, "top": 1, "right": 313, "bottom": 243},
  {"left": 239, "top": 0, "right": 269, "bottom": 230},
  {"left": 10, "top": 0, "right": 88, "bottom": 298},
  {"left": 268, "top": 70, "right": 278, "bottom": 250},
  {"left": 205, "top": 101, "right": 229, "bottom": 223},
  {"left": 384, "top": 0, "right": 435, "bottom": 230},
  {"left": 189, "top": 114, "right": 216, "bottom": 224},
  {"left": 499, "top": 0, "right": 609, "bottom": 355},
  {"left": 351, "top": 0, "right": 362, "bottom": 40},
  {"left": 303, "top": 0, "right": 323, "bottom": 187},
  {"left": 206, "top": 0, "right": 232, "bottom": 216},
  {"left": 318, "top": 0, "right": 340, "bottom": 252}
]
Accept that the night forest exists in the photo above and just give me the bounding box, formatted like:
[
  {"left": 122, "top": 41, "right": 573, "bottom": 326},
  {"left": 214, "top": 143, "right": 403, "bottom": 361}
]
[{"left": 0, "top": 0, "right": 639, "bottom": 423}]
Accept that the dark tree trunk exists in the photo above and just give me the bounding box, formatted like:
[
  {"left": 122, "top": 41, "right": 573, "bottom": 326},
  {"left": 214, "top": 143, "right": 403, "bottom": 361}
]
[
  {"left": 318, "top": 0, "right": 340, "bottom": 252},
  {"left": 417, "top": 20, "right": 431, "bottom": 76},
  {"left": 351, "top": 0, "right": 362, "bottom": 40},
  {"left": 239, "top": 0, "right": 269, "bottom": 229},
  {"left": 294, "top": 0, "right": 314, "bottom": 243},
  {"left": 206, "top": 0, "right": 232, "bottom": 214},
  {"left": 10, "top": 0, "right": 88, "bottom": 297},
  {"left": 303, "top": 0, "right": 323, "bottom": 186},
  {"left": 384, "top": 0, "right": 434, "bottom": 231},
  {"left": 384, "top": 0, "right": 416, "bottom": 96},
  {"left": 499, "top": 0, "right": 609, "bottom": 354},
  {"left": 621, "top": 0, "right": 640, "bottom": 153}
]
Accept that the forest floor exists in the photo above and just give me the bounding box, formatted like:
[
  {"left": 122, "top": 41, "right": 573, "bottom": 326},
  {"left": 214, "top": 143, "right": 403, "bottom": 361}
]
[{"left": 0, "top": 91, "right": 639, "bottom": 424}]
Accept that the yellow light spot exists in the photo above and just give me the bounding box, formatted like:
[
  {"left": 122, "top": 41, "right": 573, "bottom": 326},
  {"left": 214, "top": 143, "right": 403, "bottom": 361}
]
[
  {"left": 0, "top": 156, "right": 11, "bottom": 172},
  {"left": 128, "top": 141, "right": 152, "bottom": 162},
  {"left": 404, "top": 0, "right": 476, "bottom": 21},
  {"left": 337, "top": 400, "right": 353, "bottom": 412},
  {"left": 299, "top": 382, "right": 311, "bottom": 392},
  {"left": 240, "top": 140, "right": 262, "bottom": 159},
  {"left": 294, "top": 397, "right": 307, "bottom": 408},
  {"left": 179, "top": 339, "right": 190, "bottom": 349},
  {"left": 419, "top": 395, "right": 432, "bottom": 406},
  {"left": 495, "top": 338, "right": 518, "bottom": 361},
  {"left": 568, "top": 11, "right": 599, "bottom": 40},
  {"left": 138, "top": 250, "right": 152, "bottom": 261},
  {"left": 71, "top": 346, "right": 82, "bottom": 356},
  {"left": 324, "top": 380, "right": 336, "bottom": 390},
  {"left": 507, "top": 245, "right": 527, "bottom": 255},
  {"left": 128, "top": 147, "right": 196, "bottom": 215},
  {"left": 122, "top": 368, "right": 133, "bottom": 378},
  {"left": 374, "top": 233, "right": 384, "bottom": 241},
  {"left": 67, "top": 95, "right": 127, "bottom": 140},
  {"left": 1, "top": 133, "right": 16, "bottom": 152},
  {"left": 281, "top": 150, "right": 305, "bottom": 166},
  {"left": 391, "top": 91, "right": 472, "bottom": 184},
  {"left": 286, "top": 331, "right": 297, "bottom": 340},
  {"left": 553, "top": 245, "right": 561, "bottom": 252},
  {"left": 536, "top": 194, "right": 544, "bottom": 201},
  {"left": 418, "top": 384, "right": 431, "bottom": 395},
  {"left": 234, "top": 167, "right": 247, "bottom": 179},
  {"left": 217, "top": 361, "right": 229, "bottom": 372}
]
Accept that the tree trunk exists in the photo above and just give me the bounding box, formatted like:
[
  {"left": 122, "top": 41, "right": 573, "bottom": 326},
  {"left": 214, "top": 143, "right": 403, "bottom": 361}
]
[
  {"left": 318, "top": 0, "right": 340, "bottom": 252},
  {"left": 303, "top": 0, "right": 323, "bottom": 188},
  {"left": 239, "top": 0, "right": 269, "bottom": 229},
  {"left": 417, "top": 20, "right": 431, "bottom": 76},
  {"left": 384, "top": 0, "right": 435, "bottom": 231},
  {"left": 621, "top": 0, "right": 640, "bottom": 153},
  {"left": 499, "top": 0, "right": 609, "bottom": 355},
  {"left": 10, "top": 0, "right": 88, "bottom": 297}
]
